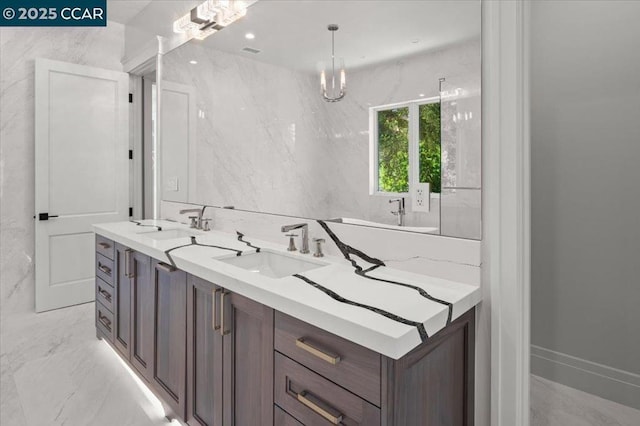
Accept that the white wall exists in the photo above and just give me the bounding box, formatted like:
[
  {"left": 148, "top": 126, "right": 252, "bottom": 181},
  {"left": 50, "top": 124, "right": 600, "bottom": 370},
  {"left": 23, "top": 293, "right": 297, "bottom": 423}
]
[{"left": 530, "top": 0, "right": 640, "bottom": 409}]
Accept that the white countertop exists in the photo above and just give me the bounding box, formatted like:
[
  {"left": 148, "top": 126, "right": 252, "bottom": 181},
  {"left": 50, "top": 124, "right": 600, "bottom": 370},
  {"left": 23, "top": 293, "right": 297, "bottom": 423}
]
[{"left": 94, "top": 220, "right": 481, "bottom": 359}]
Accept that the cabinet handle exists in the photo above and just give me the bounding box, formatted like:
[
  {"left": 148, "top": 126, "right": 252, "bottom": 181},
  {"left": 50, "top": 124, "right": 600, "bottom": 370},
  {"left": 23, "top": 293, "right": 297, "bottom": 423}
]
[
  {"left": 124, "top": 248, "right": 134, "bottom": 278},
  {"left": 98, "top": 262, "right": 112, "bottom": 276},
  {"left": 98, "top": 311, "right": 112, "bottom": 331},
  {"left": 212, "top": 288, "right": 221, "bottom": 331},
  {"left": 98, "top": 286, "right": 112, "bottom": 302},
  {"left": 156, "top": 262, "right": 176, "bottom": 273},
  {"left": 98, "top": 242, "right": 111, "bottom": 249},
  {"left": 220, "top": 291, "right": 231, "bottom": 336},
  {"left": 295, "top": 338, "right": 341, "bottom": 365},
  {"left": 297, "top": 390, "right": 344, "bottom": 425}
]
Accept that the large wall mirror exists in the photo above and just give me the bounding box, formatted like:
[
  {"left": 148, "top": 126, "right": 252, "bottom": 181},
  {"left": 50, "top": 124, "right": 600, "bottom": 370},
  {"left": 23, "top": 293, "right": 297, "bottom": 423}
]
[{"left": 159, "top": 0, "right": 482, "bottom": 239}]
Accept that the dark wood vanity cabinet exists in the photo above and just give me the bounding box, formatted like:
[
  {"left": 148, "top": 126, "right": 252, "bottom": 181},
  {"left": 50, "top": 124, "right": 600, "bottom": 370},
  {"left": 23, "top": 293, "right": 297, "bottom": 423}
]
[
  {"left": 186, "top": 276, "right": 224, "bottom": 426},
  {"left": 275, "top": 310, "right": 475, "bottom": 426},
  {"left": 130, "top": 250, "right": 154, "bottom": 381},
  {"left": 111, "top": 243, "right": 155, "bottom": 382},
  {"left": 151, "top": 259, "right": 188, "bottom": 419},
  {"left": 186, "top": 275, "right": 274, "bottom": 426},
  {"left": 112, "top": 244, "right": 130, "bottom": 358},
  {"left": 96, "top": 237, "right": 475, "bottom": 426}
]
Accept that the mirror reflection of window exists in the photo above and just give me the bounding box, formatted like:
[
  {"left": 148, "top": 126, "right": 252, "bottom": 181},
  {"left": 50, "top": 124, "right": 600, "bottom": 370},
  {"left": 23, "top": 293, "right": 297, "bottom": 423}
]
[
  {"left": 371, "top": 99, "right": 441, "bottom": 196},
  {"left": 418, "top": 102, "right": 441, "bottom": 194},
  {"left": 377, "top": 107, "right": 410, "bottom": 193}
]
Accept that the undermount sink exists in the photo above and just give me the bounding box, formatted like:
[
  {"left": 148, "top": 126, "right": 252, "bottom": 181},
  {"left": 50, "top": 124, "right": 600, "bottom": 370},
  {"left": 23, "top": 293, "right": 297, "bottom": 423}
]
[
  {"left": 139, "top": 229, "right": 202, "bottom": 241},
  {"left": 218, "top": 251, "right": 326, "bottom": 279}
]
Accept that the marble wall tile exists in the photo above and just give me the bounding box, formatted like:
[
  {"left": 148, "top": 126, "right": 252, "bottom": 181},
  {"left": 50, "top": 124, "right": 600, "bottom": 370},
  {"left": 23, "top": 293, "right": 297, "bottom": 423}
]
[
  {"left": 0, "top": 24, "right": 125, "bottom": 318},
  {"left": 441, "top": 188, "right": 482, "bottom": 240}
]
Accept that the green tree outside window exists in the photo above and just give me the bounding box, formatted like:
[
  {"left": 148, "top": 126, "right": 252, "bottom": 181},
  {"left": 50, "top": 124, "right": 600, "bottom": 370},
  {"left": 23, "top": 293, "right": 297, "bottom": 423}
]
[{"left": 376, "top": 102, "right": 441, "bottom": 194}]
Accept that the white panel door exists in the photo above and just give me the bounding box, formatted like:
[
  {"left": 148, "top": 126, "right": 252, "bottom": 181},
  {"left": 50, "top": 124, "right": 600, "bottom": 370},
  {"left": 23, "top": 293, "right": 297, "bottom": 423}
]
[{"left": 35, "top": 58, "right": 129, "bottom": 312}]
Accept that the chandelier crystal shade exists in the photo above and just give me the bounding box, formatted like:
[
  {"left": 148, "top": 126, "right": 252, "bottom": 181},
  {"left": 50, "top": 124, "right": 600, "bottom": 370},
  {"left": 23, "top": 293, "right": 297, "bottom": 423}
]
[
  {"left": 173, "top": 0, "right": 250, "bottom": 41},
  {"left": 320, "top": 24, "right": 346, "bottom": 102}
]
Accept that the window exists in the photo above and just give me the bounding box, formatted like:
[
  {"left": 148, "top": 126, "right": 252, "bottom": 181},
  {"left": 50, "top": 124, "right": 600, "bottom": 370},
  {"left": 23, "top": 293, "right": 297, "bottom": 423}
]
[{"left": 370, "top": 98, "right": 441, "bottom": 196}]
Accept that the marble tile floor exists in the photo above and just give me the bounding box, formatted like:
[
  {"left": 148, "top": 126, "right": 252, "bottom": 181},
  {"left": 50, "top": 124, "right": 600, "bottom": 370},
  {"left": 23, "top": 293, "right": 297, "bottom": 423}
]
[
  {"left": 530, "top": 375, "right": 640, "bottom": 426},
  {"left": 1, "top": 302, "right": 184, "bottom": 426},
  {"left": 2, "top": 303, "right": 639, "bottom": 426}
]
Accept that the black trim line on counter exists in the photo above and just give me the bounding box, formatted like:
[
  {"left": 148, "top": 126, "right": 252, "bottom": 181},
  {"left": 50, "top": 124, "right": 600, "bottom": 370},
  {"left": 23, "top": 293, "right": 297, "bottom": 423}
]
[
  {"left": 293, "top": 274, "right": 428, "bottom": 342},
  {"left": 317, "top": 219, "right": 454, "bottom": 325},
  {"left": 163, "top": 236, "right": 243, "bottom": 268},
  {"left": 236, "top": 231, "right": 261, "bottom": 252},
  {"left": 130, "top": 220, "right": 163, "bottom": 231}
]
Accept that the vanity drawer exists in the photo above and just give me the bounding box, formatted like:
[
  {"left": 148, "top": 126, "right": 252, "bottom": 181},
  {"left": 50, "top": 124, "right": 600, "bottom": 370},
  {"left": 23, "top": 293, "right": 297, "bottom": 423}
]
[
  {"left": 275, "top": 352, "right": 380, "bottom": 426},
  {"left": 95, "top": 278, "right": 114, "bottom": 313},
  {"left": 96, "top": 235, "right": 115, "bottom": 260},
  {"left": 275, "top": 312, "right": 381, "bottom": 406},
  {"left": 96, "top": 253, "right": 114, "bottom": 287},
  {"left": 274, "top": 405, "right": 303, "bottom": 426},
  {"left": 96, "top": 301, "right": 114, "bottom": 343}
]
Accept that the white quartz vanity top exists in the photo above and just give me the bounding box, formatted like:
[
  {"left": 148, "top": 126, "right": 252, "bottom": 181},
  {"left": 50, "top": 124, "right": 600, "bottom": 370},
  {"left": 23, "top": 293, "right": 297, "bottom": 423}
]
[{"left": 93, "top": 220, "right": 481, "bottom": 359}]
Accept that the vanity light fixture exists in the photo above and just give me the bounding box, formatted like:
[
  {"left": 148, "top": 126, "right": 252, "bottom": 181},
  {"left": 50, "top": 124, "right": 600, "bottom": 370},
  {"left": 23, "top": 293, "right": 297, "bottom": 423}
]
[
  {"left": 320, "top": 24, "right": 346, "bottom": 103},
  {"left": 173, "top": 0, "right": 250, "bottom": 41}
]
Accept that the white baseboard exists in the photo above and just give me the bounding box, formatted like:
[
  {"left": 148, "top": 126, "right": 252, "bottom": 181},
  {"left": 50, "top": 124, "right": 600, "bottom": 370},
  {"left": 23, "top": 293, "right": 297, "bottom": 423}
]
[{"left": 531, "top": 345, "right": 640, "bottom": 410}]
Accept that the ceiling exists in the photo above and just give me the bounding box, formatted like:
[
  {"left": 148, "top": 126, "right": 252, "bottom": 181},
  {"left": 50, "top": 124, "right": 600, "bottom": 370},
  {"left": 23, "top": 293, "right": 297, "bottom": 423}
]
[
  {"left": 196, "top": 0, "right": 481, "bottom": 73},
  {"left": 110, "top": 1, "right": 481, "bottom": 74}
]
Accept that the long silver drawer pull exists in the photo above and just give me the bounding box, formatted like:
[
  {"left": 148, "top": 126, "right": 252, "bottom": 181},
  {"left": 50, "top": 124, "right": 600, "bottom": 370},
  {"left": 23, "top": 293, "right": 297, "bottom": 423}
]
[
  {"left": 98, "top": 312, "right": 112, "bottom": 330},
  {"left": 98, "top": 287, "right": 112, "bottom": 302},
  {"left": 124, "top": 248, "right": 133, "bottom": 278},
  {"left": 156, "top": 262, "right": 176, "bottom": 273},
  {"left": 98, "top": 263, "right": 112, "bottom": 275},
  {"left": 212, "top": 288, "right": 221, "bottom": 331},
  {"left": 295, "top": 338, "right": 341, "bottom": 365},
  {"left": 220, "top": 291, "right": 231, "bottom": 336},
  {"left": 98, "top": 242, "right": 111, "bottom": 249},
  {"left": 297, "top": 390, "right": 344, "bottom": 425}
]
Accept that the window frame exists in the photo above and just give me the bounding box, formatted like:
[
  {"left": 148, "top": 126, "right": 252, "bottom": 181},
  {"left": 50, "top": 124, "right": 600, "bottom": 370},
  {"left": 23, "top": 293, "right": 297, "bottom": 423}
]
[{"left": 369, "top": 96, "right": 441, "bottom": 197}]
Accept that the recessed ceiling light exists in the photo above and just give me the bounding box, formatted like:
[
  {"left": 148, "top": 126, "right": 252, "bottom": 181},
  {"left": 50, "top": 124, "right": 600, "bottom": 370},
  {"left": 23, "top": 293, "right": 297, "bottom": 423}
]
[
  {"left": 189, "top": 60, "right": 198, "bottom": 65},
  {"left": 419, "top": 93, "right": 425, "bottom": 97},
  {"left": 245, "top": 32, "right": 255, "bottom": 40}
]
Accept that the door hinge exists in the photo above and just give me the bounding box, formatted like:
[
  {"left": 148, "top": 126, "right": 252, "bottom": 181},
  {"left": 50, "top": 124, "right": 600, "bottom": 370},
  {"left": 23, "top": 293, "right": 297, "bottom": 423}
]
[
  {"left": 128, "top": 93, "right": 133, "bottom": 103},
  {"left": 129, "top": 150, "right": 133, "bottom": 160},
  {"left": 129, "top": 207, "right": 133, "bottom": 217}
]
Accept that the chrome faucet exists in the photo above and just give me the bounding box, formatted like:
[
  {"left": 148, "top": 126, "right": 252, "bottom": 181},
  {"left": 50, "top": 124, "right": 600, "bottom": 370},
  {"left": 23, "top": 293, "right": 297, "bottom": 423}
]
[
  {"left": 389, "top": 198, "right": 406, "bottom": 226},
  {"left": 180, "top": 208, "right": 203, "bottom": 229},
  {"left": 281, "top": 223, "right": 309, "bottom": 254}
]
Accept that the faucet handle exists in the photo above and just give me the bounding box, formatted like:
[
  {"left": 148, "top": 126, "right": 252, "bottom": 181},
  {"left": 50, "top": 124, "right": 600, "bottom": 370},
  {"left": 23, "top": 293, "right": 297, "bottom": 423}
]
[
  {"left": 312, "top": 238, "right": 325, "bottom": 258},
  {"left": 188, "top": 216, "right": 198, "bottom": 228},
  {"left": 202, "top": 219, "right": 211, "bottom": 231},
  {"left": 285, "top": 233, "right": 298, "bottom": 252}
]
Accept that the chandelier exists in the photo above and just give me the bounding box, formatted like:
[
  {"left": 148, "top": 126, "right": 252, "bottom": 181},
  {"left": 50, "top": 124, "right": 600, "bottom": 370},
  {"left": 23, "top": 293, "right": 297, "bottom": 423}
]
[{"left": 320, "top": 24, "right": 346, "bottom": 103}]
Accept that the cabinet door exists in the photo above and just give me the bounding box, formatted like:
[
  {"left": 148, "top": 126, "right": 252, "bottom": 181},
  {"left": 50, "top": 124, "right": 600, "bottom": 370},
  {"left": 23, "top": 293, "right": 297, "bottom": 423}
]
[
  {"left": 130, "top": 251, "right": 153, "bottom": 380},
  {"left": 152, "top": 260, "right": 187, "bottom": 419},
  {"left": 113, "top": 244, "right": 131, "bottom": 358},
  {"left": 222, "top": 292, "right": 274, "bottom": 426},
  {"left": 186, "top": 276, "right": 224, "bottom": 426}
]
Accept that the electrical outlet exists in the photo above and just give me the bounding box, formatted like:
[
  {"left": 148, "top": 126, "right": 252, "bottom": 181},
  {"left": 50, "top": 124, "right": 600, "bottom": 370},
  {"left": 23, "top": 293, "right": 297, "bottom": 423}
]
[
  {"left": 413, "top": 183, "right": 430, "bottom": 212},
  {"left": 166, "top": 177, "right": 179, "bottom": 192}
]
